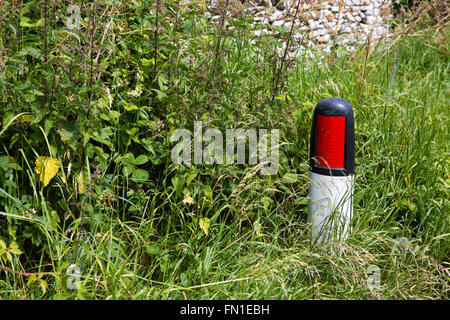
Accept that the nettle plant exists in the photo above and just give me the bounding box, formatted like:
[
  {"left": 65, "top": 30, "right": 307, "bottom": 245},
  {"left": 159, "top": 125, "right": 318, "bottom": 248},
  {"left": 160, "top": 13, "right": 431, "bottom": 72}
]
[
  {"left": 0, "top": 0, "right": 303, "bottom": 294},
  {"left": 0, "top": 0, "right": 175, "bottom": 279},
  {"left": 0, "top": 239, "right": 23, "bottom": 264}
]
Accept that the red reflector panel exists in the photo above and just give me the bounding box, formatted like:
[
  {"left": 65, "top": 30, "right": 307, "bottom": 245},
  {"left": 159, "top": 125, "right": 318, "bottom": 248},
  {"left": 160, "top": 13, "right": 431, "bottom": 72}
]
[{"left": 317, "top": 115, "right": 345, "bottom": 168}]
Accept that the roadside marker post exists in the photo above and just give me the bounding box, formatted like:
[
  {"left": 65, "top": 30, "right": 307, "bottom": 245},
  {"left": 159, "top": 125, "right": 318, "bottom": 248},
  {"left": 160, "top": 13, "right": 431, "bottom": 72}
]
[{"left": 308, "top": 98, "right": 355, "bottom": 244}]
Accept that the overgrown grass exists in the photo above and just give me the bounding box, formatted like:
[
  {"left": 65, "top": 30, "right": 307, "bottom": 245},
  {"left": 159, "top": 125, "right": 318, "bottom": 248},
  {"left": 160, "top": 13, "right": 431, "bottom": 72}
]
[{"left": 0, "top": 1, "right": 448, "bottom": 299}]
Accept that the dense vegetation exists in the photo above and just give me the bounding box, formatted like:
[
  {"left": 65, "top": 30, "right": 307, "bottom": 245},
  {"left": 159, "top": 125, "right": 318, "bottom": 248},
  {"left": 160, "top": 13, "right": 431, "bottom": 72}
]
[{"left": 0, "top": 1, "right": 448, "bottom": 299}]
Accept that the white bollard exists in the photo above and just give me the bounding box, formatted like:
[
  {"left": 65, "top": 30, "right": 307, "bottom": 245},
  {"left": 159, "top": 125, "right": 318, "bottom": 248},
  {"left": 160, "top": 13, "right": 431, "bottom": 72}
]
[{"left": 308, "top": 98, "right": 355, "bottom": 244}]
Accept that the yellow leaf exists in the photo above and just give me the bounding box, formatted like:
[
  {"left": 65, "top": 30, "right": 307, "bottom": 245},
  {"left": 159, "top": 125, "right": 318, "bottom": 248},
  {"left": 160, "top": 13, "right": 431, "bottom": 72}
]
[
  {"left": 11, "top": 114, "right": 32, "bottom": 125},
  {"left": 27, "top": 274, "right": 37, "bottom": 285},
  {"left": 199, "top": 217, "right": 210, "bottom": 236},
  {"left": 39, "top": 278, "right": 48, "bottom": 295},
  {"left": 9, "top": 242, "right": 23, "bottom": 255},
  {"left": 57, "top": 170, "right": 67, "bottom": 184},
  {"left": 9, "top": 241, "right": 19, "bottom": 249},
  {"left": 254, "top": 221, "right": 264, "bottom": 237},
  {"left": 21, "top": 114, "right": 33, "bottom": 122},
  {"left": 0, "top": 239, "right": 6, "bottom": 249},
  {"left": 77, "top": 170, "right": 88, "bottom": 194},
  {"left": 35, "top": 156, "right": 60, "bottom": 187}
]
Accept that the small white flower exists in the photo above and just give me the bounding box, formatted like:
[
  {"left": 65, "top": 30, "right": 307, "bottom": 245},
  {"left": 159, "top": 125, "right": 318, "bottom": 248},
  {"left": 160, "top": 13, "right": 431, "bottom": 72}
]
[{"left": 129, "top": 86, "right": 142, "bottom": 98}]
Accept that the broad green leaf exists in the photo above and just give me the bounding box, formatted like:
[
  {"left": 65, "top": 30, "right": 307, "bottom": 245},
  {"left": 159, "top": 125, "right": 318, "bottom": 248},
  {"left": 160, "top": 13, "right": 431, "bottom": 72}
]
[
  {"left": 57, "top": 123, "right": 80, "bottom": 150},
  {"left": 186, "top": 168, "right": 197, "bottom": 185},
  {"left": 133, "top": 154, "right": 149, "bottom": 165},
  {"left": 171, "top": 175, "right": 184, "bottom": 193},
  {"left": 141, "top": 58, "right": 154, "bottom": 66},
  {"left": 261, "top": 196, "right": 271, "bottom": 210},
  {"left": 0, "top": 156, "right": 9, "bottom": 167},
  {"left": 123, "top": 103, "right": 139, "bottom": 111},
  {"left": 282, "top": 173, "right": 298, "bottom": 184},
  {"left": 203, "top": 186, "right": 213, "bottom": 202},
  {"left": 131, "top": 169, "right": 149, "bottom": 182},
  {"left": 145, "top": 244, "right": 161, "bottom": 255}
]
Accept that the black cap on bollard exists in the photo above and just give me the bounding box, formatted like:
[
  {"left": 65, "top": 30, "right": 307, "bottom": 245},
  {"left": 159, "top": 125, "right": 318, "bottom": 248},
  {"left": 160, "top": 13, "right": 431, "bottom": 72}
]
[{"left": 309, "top": 97, "right": 355, "bottom": 176}]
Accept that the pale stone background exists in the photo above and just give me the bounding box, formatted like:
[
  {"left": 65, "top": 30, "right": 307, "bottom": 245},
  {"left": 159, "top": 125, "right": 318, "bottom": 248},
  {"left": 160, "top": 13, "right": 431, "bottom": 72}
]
[{"left": 207, "top": 0, "right": 393, "bottom": 53}]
